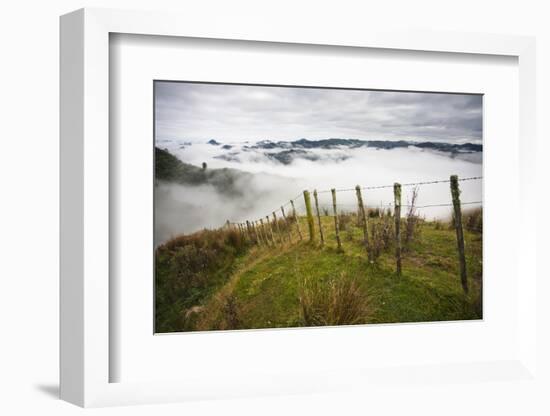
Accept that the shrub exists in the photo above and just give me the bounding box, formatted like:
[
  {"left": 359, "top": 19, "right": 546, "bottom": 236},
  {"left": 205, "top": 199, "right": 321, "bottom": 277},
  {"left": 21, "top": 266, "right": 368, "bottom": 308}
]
[
  {"left": 368, "top": 216, "right": 394, "bottom": 262},
  {"left": 404, "top": 187, "right": 421, "bottom": 245},
  {"left": 338, "top": 212, "right": 354, "bottom": 231},
  {"left": 367, "top": 207, "right": 381, "bottom": 218},
  {"left": 449, "top": 206, "right": 482, "bottom": 233},
  {"left": 463, "top": 207, "right": 482, "bottom": 233},
  {"left": 299, "top": 272, "right": 371, "bottom": 326}
]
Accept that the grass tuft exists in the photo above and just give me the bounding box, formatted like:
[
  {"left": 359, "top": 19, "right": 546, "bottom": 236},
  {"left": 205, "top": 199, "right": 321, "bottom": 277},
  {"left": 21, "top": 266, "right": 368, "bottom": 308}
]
[{"left": 299, "top": 272, "right": 371, "bottom": 326}]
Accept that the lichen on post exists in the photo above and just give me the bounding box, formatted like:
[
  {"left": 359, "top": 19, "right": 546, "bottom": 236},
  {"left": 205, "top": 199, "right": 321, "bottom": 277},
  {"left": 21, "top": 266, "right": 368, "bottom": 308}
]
[
  {"left": 450, "top": 175, "right": 468, "bottom": 294},
  {"left": 303, "top": 190, "right": 316, "bottom": 243},
  {"left": 331, "top": 188, "right": 342, "bottom": 251},
  {"left": 313, "top": 190, "right": 325, "bottom": 246},
  {"left": 394, "top": 183, "right": 402, "bottom": 275}
]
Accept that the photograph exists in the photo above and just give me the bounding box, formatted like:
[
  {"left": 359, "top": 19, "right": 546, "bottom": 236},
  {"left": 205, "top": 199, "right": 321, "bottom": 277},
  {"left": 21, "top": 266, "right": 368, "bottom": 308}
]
[{"left": 154, "top": 81, "right": 483, "bottom": 333}]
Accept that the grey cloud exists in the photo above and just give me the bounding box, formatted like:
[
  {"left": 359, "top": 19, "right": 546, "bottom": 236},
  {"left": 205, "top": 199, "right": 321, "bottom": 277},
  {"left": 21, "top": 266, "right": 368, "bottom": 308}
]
[{"left": 155, "top": 82, "right": 482, "bottom": 144}]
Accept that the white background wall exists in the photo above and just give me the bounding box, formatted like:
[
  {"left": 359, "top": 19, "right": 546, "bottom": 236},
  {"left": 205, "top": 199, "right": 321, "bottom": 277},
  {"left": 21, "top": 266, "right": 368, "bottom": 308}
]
[{"left": 0, "top": 1, "right": 548, "bottom": 415}]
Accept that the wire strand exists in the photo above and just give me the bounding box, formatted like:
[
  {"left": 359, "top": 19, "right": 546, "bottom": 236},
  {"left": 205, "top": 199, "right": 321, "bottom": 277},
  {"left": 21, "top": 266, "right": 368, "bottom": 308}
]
[{"left": 231, "top": 177, "right": 482, "bottom": 224}]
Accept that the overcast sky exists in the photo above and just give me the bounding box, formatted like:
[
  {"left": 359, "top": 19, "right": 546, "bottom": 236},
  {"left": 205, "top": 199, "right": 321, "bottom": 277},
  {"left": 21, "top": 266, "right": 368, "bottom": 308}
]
[{"left": 155, "top": 81, "right": 482, "bottom": 144}]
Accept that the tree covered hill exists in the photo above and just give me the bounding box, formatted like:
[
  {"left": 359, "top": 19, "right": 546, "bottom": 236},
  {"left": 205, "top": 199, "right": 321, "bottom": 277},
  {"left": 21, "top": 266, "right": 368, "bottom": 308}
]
[{"left": 155, "top": 146, "right": 253, "bottom": 195}]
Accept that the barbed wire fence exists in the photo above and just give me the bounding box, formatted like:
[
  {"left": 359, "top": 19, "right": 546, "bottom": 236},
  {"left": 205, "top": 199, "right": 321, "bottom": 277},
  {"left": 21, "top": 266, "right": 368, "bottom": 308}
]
[{"left": 227, "top": 175, "right": 482, "bottom": 294}]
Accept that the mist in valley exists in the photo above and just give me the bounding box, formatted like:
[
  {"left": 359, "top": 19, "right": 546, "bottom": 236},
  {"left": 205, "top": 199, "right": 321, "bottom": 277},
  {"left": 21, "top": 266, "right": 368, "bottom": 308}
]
[{"left": 154, "top": 142, "right": 482, "bottom": 245}]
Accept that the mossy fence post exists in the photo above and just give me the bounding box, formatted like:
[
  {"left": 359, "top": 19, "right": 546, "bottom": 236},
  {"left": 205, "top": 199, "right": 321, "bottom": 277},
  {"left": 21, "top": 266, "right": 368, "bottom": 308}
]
[
  {"left": 303, "top": 190, "right": 316, "bottom": 243},
  {"left": 355, "top": 185, "right": 370, "bottom": 256},
  {"left": 313, "top": 190, "right": 325, "bottom": 246},
  {"left": 273, "top": 212, "right": 283, "bottom": 244},
  {"left": 280, "top": 206, "right": 292, "bottom": 243},
  {"left": 290, "top": 200, "right": 303, "bottom": 241},
  {"left": 450, "top": 175, "right": 468, "bottom": 294},
  {"left": 266, "top": 215, "right": 275, "bottom": 245},
  {"left": 394, "top": 183, "right": 402, "bottom": 275},
  {"left": 331, "top": 188, "right": 342, "bottom": 251}
]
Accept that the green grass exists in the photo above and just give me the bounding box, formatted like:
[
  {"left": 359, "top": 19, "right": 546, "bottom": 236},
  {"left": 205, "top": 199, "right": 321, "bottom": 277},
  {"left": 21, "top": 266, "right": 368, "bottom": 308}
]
[{"left": 156, "top": 214, "right": 482, "bottom": 332}]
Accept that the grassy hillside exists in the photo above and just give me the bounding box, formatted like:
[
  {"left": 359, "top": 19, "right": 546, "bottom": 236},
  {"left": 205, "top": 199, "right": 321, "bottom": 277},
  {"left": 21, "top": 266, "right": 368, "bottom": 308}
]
[{"left": 155, "top": 211, "right": 482, "bottom": 333}]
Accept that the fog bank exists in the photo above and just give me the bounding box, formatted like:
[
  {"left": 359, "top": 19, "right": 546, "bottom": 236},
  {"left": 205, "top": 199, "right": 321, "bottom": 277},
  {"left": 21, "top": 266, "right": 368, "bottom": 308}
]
[{"left": 155, "top": 140, "right": 482, "bottom": 245}]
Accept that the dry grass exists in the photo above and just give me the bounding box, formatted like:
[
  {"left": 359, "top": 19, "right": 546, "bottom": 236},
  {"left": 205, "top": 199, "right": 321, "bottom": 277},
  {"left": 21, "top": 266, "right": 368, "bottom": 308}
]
[
  {"left": 449, "top": 206, "right": 482, "bottom": 234},
  {"left": 369, "top": 215, "right": 394, "bottom": 261},
  {"left": 299, "top": 272, "right": 371, "bottom": 326},
  {"left": 463, "top": 207, "right": 482, "bottom": 233},
  {"left": 337, "top": 212, "right": 355, "bottom": 231}
]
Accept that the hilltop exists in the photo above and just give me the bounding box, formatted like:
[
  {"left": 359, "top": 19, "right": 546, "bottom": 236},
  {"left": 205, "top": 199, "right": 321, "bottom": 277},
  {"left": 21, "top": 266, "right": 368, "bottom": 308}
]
[{"left": 155, "top": 210, "right": 483, "bottom": 333}]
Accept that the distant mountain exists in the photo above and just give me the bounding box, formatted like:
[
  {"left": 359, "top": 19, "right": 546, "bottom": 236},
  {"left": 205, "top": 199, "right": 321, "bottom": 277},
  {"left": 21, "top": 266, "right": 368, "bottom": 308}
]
[
  {"left": 248, "top": 138, "right": 482, "bottom": 153},
  {"left": 207, "top": 139, "right": 221, "bottom": 145},
  {"left": 211, "top": 138, "right": 482, "bottom": 165}
]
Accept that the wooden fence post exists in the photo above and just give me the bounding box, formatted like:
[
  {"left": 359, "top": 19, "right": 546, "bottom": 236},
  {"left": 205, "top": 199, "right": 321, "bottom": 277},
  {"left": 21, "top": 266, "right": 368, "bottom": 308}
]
[
  {"left": 290, "top": 200, "right": 303, "bottom": 241},
  {"left": 281, "top": 206, "right": 292, "bottom": 243},
  {"left": 260, "top": 220, "right": 268, "bottom": 246},
  {"left": 355, "top": 185, "right": 370, "bottom": 255},
  {"left": 450, "top": 175, "right": 468, "bottom": 294},
  {"left": 266, "top": 215, "right": 275, "bottom": 245},
  {"left": 255, "top": 221, "right": 263, "bottom": 246},
  {"left": 256, "top": 220, "right": 266, "bottom": 246},
  {"left": 313, "top": 190, "right": 325, "bottom": 246},
  {"left": 331, "top": 189, "right": 342, "bottom": 251},
  {"left": 273, "top": 212, "right": 283, "bottom": 244},
  {"left": 394, "top": 183, "right": 402, "bottom": 275},
  {"left": 251, "top": 221, "right": 260, "bottom": 245},
  {"left": 259, "top": 218, "right": 269, "bottom": 246},
  {"left": 245, "top": 220, "right": 255, "bottom": 244},
  {"left": 303, "top": 190, "right": 316, "bottom": 242}
]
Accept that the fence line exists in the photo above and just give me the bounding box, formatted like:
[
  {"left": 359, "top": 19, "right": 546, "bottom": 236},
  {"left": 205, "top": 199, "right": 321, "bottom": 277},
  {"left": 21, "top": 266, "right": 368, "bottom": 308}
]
[
  {"left": 226, "top": 175, "right": 481, "bottom": 294},
  {"left": 231, "top": 177, "right": 482, "bottom": 226},
  {"left": 231, "top": 200, "right": 484, "bottom": 226},
  {"left": 315, "top": 176, "right": 482, "bottom": 194}
]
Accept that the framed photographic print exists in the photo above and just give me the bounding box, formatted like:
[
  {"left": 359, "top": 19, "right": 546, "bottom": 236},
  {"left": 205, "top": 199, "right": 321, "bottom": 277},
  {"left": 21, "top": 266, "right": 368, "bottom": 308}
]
[
  {"left": 153, "top": 81, "right": 483, "bottom": 334},
  {"left": 60, "top": 8, "right": 539, "bottom": 409}
]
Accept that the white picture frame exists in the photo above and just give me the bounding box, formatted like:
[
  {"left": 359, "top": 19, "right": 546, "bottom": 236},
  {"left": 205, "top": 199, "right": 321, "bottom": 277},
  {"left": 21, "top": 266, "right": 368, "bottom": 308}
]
[{"left": 60, "top": 8, "right": 538, "bottom": 408}]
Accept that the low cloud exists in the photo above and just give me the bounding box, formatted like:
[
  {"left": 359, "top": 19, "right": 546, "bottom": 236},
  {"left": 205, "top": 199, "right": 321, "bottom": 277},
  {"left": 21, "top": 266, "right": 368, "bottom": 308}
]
[{"left": 155, "top": 145, "right": 482, "bottom": 244}]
